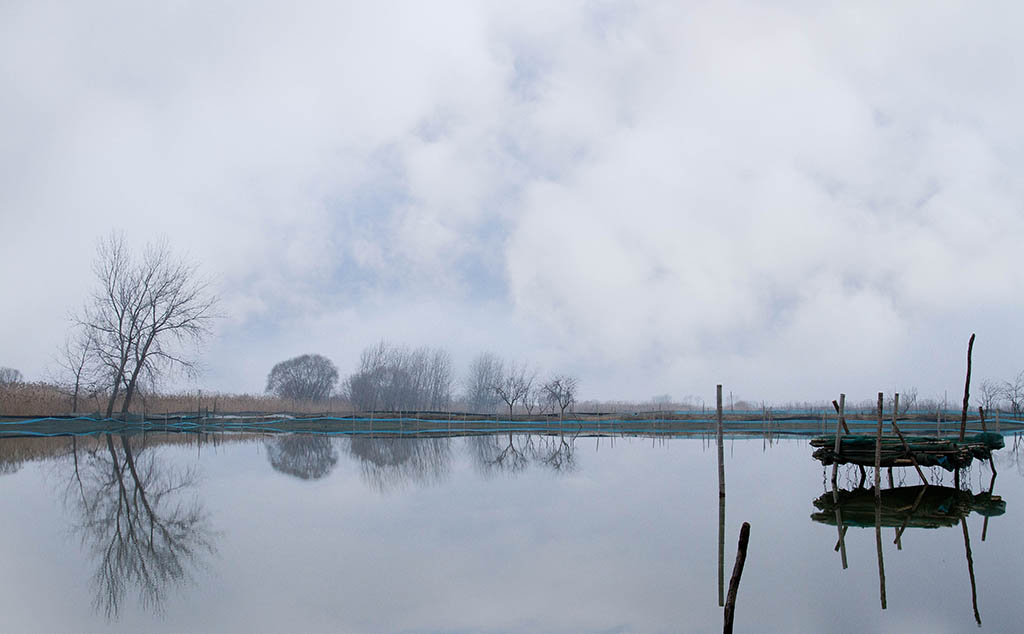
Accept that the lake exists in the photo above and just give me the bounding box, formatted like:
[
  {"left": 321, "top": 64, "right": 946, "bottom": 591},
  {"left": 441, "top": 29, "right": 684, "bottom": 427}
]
[{"left": 1, "top": 429, "right": 1021, "bottom": 633}]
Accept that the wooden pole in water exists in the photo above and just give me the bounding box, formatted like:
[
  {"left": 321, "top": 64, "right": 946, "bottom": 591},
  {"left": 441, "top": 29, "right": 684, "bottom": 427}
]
[
  {"left": 888, "top": 393, "right": 899, "bottom": 490},
  {"left": 875, "top": 498, "right": 887, "bottom": 610},
  {"left": 960, "top": 333, "right": 976, "bottom": 441},
  {"left": 723, "top": 522, "right": 751, "bottom": 634},
  {"left": 831, "top": 399, "right": 850, "bottom": 434},
  {"left": 717, "top": 385, "right": 725, "bottom": 608},
  {"left": 831, "top": 395, "right": 845, "bottom": 489},
  {"left": 717, "top": 385, "right": 725, "bottom": 498},
  {"left": 718, "top": 492, "right": 726, "bottom": 608},
  {"left": 962, "top": 517, "right": 981, "bottom": 625},
  {"left": 832, "top": 393, "right": 849, "bottom": 570},
  {"left": 875, "top": 392, "right": 883, "bottom": 503}
]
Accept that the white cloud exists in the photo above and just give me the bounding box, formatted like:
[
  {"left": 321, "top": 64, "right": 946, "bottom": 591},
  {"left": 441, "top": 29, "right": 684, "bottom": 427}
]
[{"left": 1, "top": 1, "right": 1022, "bottom": 402}]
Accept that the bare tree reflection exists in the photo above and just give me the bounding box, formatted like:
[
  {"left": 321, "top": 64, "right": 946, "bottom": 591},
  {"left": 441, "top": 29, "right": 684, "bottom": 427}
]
[
  {"left": 266, "top": 434, "right": 338, "bottom": 480},
  {"left": 65, "top": 434, "right": 215, "bottom": 620},
  {"left": 468, "top": 433, "right": 579, "bottom": 475},
  {"left": 994, "top": 433, "right": 1024, "bottom": 478},
  {"left": 347, "top": 436, "right": 450, "bottom": 492},
  {"left": 535, "top": 434, "right": 578, "bottom": 473},
  {"left": 469, "top": 433, "right": 533, "bottom": 475}
]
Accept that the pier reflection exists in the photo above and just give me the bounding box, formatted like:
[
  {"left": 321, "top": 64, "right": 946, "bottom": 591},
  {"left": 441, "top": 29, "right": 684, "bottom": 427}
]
[{"left": 812, "top": 473, "right": 1004, "bottom": 625}]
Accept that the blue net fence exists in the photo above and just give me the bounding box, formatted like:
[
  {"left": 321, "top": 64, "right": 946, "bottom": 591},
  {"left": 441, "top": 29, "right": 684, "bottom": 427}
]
[{"left": 2, "top": 410, "right": 1022, "bottom": 439}]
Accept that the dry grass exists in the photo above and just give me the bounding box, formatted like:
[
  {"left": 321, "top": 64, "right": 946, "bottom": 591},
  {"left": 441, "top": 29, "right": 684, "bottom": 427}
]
[{"left": 0, "top": 381, "right": 355, "bottom": 417}]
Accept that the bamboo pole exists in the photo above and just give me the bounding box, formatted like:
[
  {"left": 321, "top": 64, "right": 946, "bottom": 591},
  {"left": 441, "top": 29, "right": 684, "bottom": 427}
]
[
  {"left": 960, "top": 333, "right": 976, "bottom": 441},
  {"left": 722, "top": 522, "right": 750, "bottom": 634}
]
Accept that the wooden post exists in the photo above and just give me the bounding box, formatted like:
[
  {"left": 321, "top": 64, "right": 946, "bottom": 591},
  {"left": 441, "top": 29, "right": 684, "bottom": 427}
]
[
  {"left": 875, "top": 499, "right": 887, "bottom": 610},
  {"left": 960, "top": 333, "right": 976, "bottom": 441},
  {"left": 832, "top": 396, "right": 848, "bottom": 571},
  {"left": 831, "top": 394, "right": 846, "bottom": 493},
  {"left": 718, "top": 493, "right": 726, "bottom": 608},
  {"left": 963, "top": 518, "right": 981, "bottom": 625},
  {"left": 717, "top": 385, "right": 725, "bottom": 608},
  {"left": 717, "top": 385, "right": 725, "bottom": 498},
  {"left": 831, "top": 399, "right": 850, "bottom": 434},
  {"left": 875, "top": 392, "right": 883, "bottom": 502},
  {"left": 888, "top": 393, "right": 898, "bottom": 490},
  {"left": 722, "top": 522, "right": 750, "bottom": 634},
  {"left": 978, "top": 406, "right": 987, "bottom": 433},
  {"left": 891, "top": 417, "right": 929, "bottom": 486}
]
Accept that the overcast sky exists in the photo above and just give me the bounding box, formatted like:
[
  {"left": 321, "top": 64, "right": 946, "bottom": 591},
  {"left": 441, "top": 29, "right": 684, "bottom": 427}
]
[{"left": 2, "top": 1, "right": 1022, "bottom": 404}]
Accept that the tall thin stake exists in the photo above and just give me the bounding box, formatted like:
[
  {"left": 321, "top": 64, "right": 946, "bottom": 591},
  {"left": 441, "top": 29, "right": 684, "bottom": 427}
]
[
  {"left": 960, "top": 333, "right": 976, "bottom": 441},
  {"left": 832, "top": 395, "right": 848, "bottom": 570},
  {"left": 723, "top": 522, "right": 751, "bottom": 634},
  {"left": 963, "top": 518, "right": 981, "bottom": 625},
  {"left": 875, "top": 392, "right": 883, "bottom": 502},
  {"left": 717, "top": 385, "right": 725, "bottom": 498},
  {"left": 875, "top": 499, "right": 887, "bottom": 610},
  {"left": 717, "top": 385, "right": 725, "bottom": 608}
]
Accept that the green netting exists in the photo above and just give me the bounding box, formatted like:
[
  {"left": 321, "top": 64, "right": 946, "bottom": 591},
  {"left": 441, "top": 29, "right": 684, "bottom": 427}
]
[
  {"left": 809, "top": 433, "right": 1004, "bottom": 471},
  {"left": 811, "top": 485, "right": 1005, "bottom": 528}
]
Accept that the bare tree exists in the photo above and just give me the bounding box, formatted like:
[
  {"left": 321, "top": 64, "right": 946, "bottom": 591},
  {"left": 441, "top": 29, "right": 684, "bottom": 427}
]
[
  {"left": 523, "top": 385, "right": 544, "bottom": 416},
  {"left": 0, "top": 367, "right": 23, "bottom": 386},
  {"left": 55, "top": 327, "right": 100, "bottom": 412},
  {"left": 542, "top": 375, "right": 579, "bottom": 420},
  {"left": 464, "top": 352, "right": 503, "bottom": 414},
  {"left": 977, "top": 379, "right": 1003, "bottom": 412},
  {"left": 265, "top": 354, "right": 339, "bottom": 402},
  {"left": 493, "top": 361, "right": 535, "bottom": 419},
  {"left": 885, "top": 387, "right": 918, "bottom": 416},
  {"left": 1003, "top": 371, "right": 1024, "bottom": 416},
  {"left": 77, "top": 234, "right": 218, "bottom": 418},
  {"left": 345, "top": 341, "right": 453, "bottom": 411}
]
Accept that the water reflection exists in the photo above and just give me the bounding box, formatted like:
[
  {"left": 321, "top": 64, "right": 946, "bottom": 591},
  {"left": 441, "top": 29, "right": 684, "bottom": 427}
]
[
  {"left": 347, "top": 436, "right": 451, "bottom": 492},
  {"left": 469, "top": 433, "right": 579, "bottom": 476},
  {"left": 811, "top": 485, "right": 1005, "bottom": 528},
  {"left": 64, "top": 434, "right": 216, "bottom": 619},
  {"left": 811, "top": 472, "right": 1005, "bottom": 625},
  {"left": 5, "top": 430, "right": 1022, "bottom": 631},
  {"left": 266, "top": 434, "right": 338, "bottom": 480}
]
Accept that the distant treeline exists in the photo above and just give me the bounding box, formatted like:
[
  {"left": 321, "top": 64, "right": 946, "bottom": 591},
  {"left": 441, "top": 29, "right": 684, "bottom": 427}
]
[{"left": 4, "top": 351, "right": 1024, "bottom": 419}]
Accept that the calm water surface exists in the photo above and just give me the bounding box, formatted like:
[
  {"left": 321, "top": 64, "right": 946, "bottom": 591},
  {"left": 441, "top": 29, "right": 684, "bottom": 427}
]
[{"left": 1, "top": 432, "right": 1021, "bottom": 633}]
